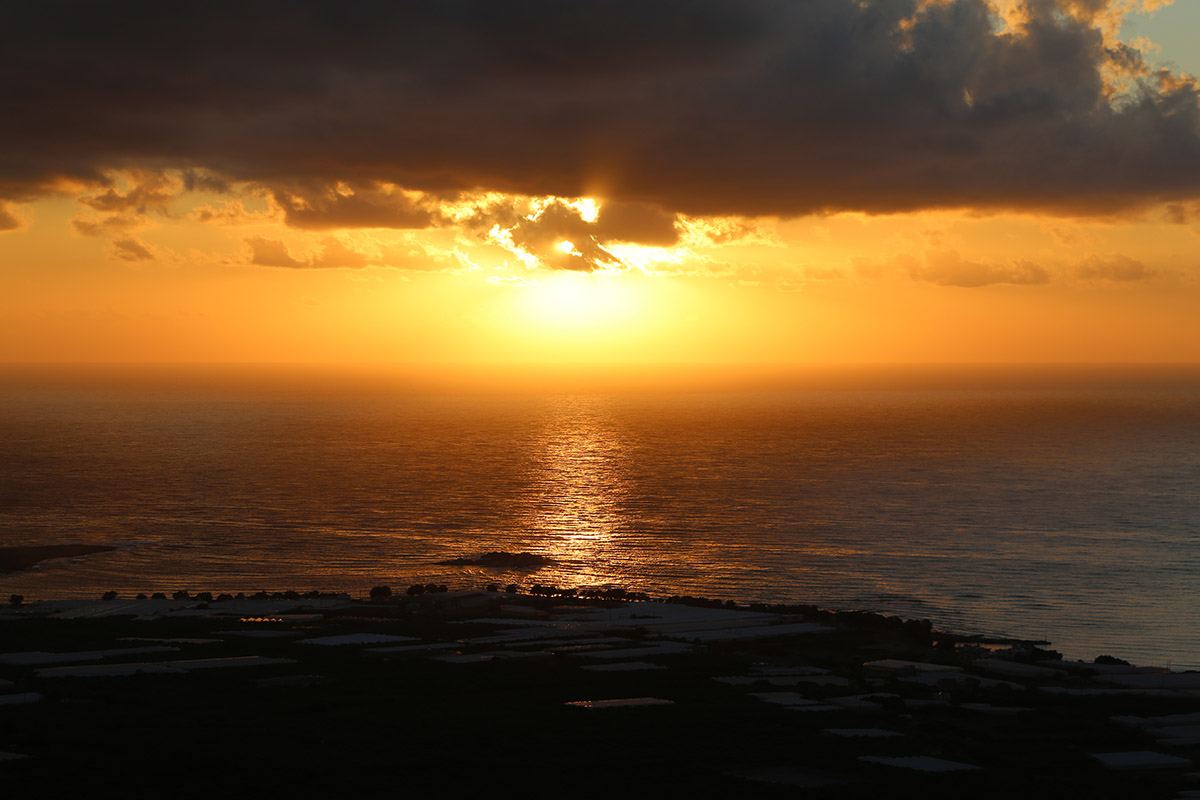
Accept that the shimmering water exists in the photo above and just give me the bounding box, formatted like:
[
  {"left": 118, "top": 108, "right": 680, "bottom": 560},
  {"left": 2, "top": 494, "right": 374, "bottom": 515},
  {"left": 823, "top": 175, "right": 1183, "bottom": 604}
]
[{"left": 2, "top": 365, "right": 1199, "bottom": 668}]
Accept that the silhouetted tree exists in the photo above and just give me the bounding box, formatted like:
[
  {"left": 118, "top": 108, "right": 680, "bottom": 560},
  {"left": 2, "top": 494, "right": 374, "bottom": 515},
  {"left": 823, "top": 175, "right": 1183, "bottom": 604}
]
[
  {"left": 1095, "top": 654, "right": 1132, "bottom": 666},
  {"left": 505, "top": 584, "right": 519, "bottom": 594},
  {"left": 406, "top": 584, "right": 426, "bottom": 596},
  {"left": 369, "top": 585, "right": 392, "bottom": 600},
  {"left": 151, "top": 592, "right": 166, "bottom": 600},
  {"left": 8, "top": 594, "right": 22, "bottom": 607},
  {"left": 101, "top": 590, "right": 117, "bottom": 601},
  {"left": 172, "top": 590, "right": 190, "bottom": 600}
]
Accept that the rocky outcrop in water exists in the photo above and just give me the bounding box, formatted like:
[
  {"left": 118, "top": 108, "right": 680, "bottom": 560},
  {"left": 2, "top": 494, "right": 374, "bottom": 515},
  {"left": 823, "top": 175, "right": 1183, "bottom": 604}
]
[{"left": 437, "top": 551, "right": 554, "bottom": 569}]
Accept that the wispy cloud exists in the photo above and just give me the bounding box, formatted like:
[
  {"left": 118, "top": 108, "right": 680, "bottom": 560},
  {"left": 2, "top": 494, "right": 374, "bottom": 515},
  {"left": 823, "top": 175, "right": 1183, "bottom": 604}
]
[
  {"left": 910, "top": 250, "right": 1051, "bottom": 287},
  {"left": 1076, "top": 253, "right": 1160, "bottom": 281}
]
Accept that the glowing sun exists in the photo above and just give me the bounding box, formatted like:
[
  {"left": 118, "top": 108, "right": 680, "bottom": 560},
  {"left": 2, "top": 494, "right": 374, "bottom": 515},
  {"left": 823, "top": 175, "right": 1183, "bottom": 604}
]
[{"left": 518, "top": 271, "right": 640, "bottom": 329}]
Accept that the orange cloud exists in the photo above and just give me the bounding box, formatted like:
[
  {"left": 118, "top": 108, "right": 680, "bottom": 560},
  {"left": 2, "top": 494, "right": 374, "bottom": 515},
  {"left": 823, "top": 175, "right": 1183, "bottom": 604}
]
[
  {"left": 268, "top": 182, "right": 440, "bottom": 231},
  {"left": 0, "top": 203, "right": 22, "bottom": 231},
  {"left": 910, "top": 250, "right": 1051, "bottom": 287},
  {"left": 110, "top": 237, "right": 157, "bottom": 262},
  {"left": 1076, "top": 253, "right": 1159, "bottom": 280}
]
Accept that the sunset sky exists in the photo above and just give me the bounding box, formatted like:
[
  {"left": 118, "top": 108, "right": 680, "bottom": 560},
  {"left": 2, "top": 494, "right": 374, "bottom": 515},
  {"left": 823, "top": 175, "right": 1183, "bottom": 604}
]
[{"left": 2, "top": 0, "right": 1200, "bottom": 365}]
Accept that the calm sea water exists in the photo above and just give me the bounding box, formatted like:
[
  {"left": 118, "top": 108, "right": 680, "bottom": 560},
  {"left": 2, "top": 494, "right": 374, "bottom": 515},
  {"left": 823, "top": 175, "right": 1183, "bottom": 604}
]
[{"left": 2, "top": 365, "right": 1199, "bottom": 668}]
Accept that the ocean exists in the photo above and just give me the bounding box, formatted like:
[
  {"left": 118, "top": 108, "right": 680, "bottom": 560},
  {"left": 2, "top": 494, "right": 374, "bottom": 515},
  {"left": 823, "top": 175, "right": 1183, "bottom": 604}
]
[{"left": 2, "top": 364, "right": 1198, "bottom": 668}]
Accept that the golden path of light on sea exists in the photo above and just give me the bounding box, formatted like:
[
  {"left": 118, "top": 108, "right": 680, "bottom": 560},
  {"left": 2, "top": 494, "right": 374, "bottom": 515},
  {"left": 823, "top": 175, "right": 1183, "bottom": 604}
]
[{"left": 521, "top": 396, "right": 638, "bottom": 590}]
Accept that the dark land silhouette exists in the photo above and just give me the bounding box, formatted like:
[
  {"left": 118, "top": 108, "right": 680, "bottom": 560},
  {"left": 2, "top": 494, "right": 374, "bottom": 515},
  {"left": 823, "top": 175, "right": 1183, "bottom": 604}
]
[
  {"left": 437, "top": 551, "right": 555, "bottom": 568},
  {"left": 0, "top": 545, "right": 116, "bottom": 575},
  {"left": 0, "top": 588, "right": 1196, "bottom": 798}
]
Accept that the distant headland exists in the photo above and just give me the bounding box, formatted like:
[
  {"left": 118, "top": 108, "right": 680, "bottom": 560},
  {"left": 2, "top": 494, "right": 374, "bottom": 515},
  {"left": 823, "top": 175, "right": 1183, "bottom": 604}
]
[{"left": 0, "top": 545, "right": 116, "bottom": 576}]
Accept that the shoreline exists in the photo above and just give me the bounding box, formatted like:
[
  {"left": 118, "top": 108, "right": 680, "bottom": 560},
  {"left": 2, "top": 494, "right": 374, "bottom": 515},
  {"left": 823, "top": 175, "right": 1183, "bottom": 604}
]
[
  {"left": 2, "top": 579, "right": 1187, "bottom": 669},
  {"left": 0, "top": 587, "right": 1160, "bottom": 670},
  {"left": 0, "top": 545, "right": 117, "bottom": 576},
  {"left": 1, "top": 590, "right": 1197, "bottom": 797},
  {"left": 2, "top": 546, "right": 1193, "bottom": 671}
]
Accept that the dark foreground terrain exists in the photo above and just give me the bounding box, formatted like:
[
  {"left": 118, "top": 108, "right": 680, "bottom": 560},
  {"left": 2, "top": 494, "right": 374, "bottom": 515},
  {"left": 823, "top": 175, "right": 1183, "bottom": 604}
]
[{"left": 1, "top": 590, "right": 1197, "bottom": 799}]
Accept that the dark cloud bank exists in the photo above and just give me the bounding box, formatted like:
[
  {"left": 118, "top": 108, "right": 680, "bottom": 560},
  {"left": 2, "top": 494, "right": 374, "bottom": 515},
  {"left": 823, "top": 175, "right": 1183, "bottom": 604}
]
[{"left": 3, "top": 0, "right": 1200, "bottom": 220}]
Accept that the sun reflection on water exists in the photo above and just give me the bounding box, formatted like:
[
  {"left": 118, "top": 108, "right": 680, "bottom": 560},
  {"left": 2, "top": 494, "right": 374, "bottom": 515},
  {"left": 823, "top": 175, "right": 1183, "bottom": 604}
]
[{"left": 521, "top": 396, "right": 634, "bottom": 588}]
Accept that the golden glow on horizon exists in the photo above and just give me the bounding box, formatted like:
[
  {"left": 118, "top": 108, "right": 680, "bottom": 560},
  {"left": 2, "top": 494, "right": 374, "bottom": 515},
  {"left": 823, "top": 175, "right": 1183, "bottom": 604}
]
[
  {"left": 1, "top": 182, "right": 1200, "bottom": 365},
  {"left": 2, "top": 2, "right": 1199, "bottom": 366}
]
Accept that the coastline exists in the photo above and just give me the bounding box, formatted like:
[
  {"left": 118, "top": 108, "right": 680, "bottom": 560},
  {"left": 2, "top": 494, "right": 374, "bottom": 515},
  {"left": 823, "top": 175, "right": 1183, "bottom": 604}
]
[
  {"left": 1, "top": 590, "right": 1197, "bottom": 797},
  {"left": 3, "top": 570, "right": 1194, "bottom": 670},
  {"left": 4, "top": 371, "right": 1198, "bottom": 677},
  {"left": 0, "top": 545, "right": 116, "bottom": 576}
]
